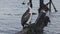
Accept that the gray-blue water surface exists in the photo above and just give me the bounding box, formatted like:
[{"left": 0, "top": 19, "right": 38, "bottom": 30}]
[{"left": 0, "top": 0, "right": 60, "bottom": 34}]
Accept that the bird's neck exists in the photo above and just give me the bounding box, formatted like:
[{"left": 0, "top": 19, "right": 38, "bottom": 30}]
[{"left": 28, "top": 6, "right": 32, "bottom": 13}]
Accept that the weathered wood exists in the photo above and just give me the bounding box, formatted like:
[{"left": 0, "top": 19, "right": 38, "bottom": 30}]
[
  {"left": 38, "top": 0, "right": 44, "bottom": 14},
  {"left": 49, "top": 0, "right": 51, "bottom": 15},
  {"left": 15, "top": 28, "right": 29, "bottom": 34},
  {"left": 15, "top": 12, "right": 50, "bottom": 34},
  {"left": 29, "top": 0, "right": 32, "bottom": 8}
]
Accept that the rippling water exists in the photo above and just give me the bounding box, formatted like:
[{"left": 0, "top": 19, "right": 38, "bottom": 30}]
[{"left": 0, "top": 0, "right": 60, "bottom": 34}]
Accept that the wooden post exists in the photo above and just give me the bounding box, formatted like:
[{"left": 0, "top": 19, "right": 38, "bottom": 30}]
[
  {"left": 29, "top": 0, "right": 32, "bottom": 8},
  {"left": 49, "top": 0, "right": 52, "bottom": 15},
  {"left": 38, "top": 0, "right": 44, "bottom": 14},
  {"left": 40, "top": 0, "right": 44, "bottom": 7}
]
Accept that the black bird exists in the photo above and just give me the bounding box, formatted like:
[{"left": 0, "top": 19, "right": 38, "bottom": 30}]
[
  {"left": 21, "top": 5, "right": 33, "bottom": 29},
  {"left": 21, "top": 0, "right": 36, "bottom": 29}
]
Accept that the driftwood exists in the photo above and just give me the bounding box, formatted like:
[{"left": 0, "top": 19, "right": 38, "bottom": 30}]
[
  {"left": 15, "top": 12, "right": 50, "bottom": 34},
  {"left": 15, "top": 28, "right": 29, "bottom": 34}
]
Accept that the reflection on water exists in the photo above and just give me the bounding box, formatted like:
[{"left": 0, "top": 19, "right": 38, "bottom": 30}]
[{"left": 0, "top": 0, "right": 60, "bottom": 34}]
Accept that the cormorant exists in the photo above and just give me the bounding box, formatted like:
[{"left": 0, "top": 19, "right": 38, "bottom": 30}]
[{"left": 21, "top": 5, "right": 32, "bottom": 29}]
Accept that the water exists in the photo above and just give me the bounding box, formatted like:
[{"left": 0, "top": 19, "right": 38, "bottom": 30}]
[{"left": 0, "top": 0, "right": 60, "bottom": 34}]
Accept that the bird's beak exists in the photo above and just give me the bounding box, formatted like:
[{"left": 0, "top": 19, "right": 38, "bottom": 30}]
[{"left": 32, "top": 13, "right": 37, "bottom": 15}]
